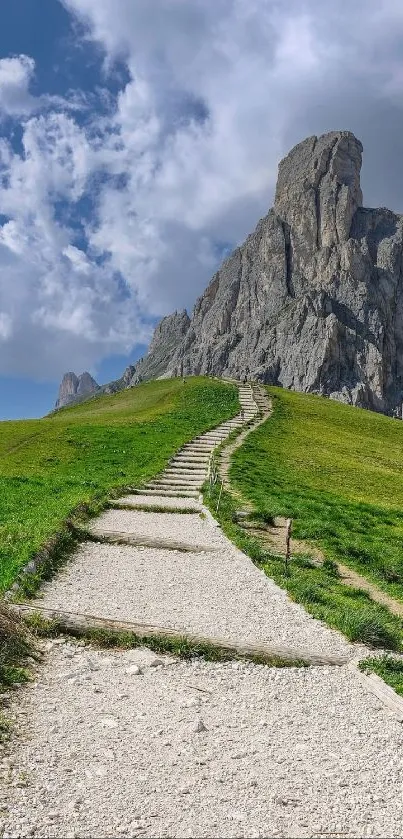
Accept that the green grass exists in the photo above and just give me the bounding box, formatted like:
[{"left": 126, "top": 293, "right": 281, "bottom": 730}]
[
  {"left": 359, "top": 655, "right": 403, "bottom": 696},
  {"left": 230, "top": 387, "right": 403, "bottom": 603},
  {"left": 204, "top": 481, "right": 403, "bottom": 650},
  {"left": 0, "top": 377, "right": 238, "bottom": 592},
  {"left": 0, "top": 602, "right": 33, "bottom": 694}
]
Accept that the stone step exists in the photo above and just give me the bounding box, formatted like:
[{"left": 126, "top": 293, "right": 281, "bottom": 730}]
[
  {"left": 163, "top": 472, "right": 206, "bottom": 480},
  {"left": 173, "top": 453, "right": 210, "bottom": 460},
  {"left": 158, "top": 473, "right": 204, "bottom": 482},
  {"left": 170, "top": 458, "right": 209, "bottom": 466},
  {"left": 182, "top": 446, "right": 215, "bottom": 452},
  {"left": 172, "top": 461, "right": 209, "bottom": 467},
  {"left": 145, "top": 485, "right": 202, "bottom": 495},
  {"left": 199, "top": 432, "right": 228, "bottom": 438},
  {"left": 148, "top": 479, "right": 203, "bottom": 488},
  {"left": 127, "top": 488, "right": 200, "bottom": 498},
  {"left": 165, "top": 465, "right": 207, "bottom": 473}
]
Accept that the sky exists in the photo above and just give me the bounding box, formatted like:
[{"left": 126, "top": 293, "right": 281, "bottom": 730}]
[{"left": 1, "top": 0, "right": 403, "bottom": 419}]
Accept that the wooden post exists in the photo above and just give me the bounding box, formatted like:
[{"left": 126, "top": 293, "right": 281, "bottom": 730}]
[
  {"left": 216, "top": 478, "right": 224, "bottom": 513},
  {"left": 285, "top": 518, "right": 292, "bottom": 574}
]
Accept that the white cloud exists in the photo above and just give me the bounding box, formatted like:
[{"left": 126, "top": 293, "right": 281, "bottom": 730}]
[
  {"left": 1, "top": 0, "right": 403, "bottom": 381},
  {"left": 0, "top": 55, "right": 36, "bottom": 116},
  {"left": 0, "top": 312, "right": 12, "bottom": 340}
]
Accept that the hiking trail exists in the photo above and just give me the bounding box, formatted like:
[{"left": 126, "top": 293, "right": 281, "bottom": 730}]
[{"left": 3, "top": 383, "right": 403, "bottom": 839}]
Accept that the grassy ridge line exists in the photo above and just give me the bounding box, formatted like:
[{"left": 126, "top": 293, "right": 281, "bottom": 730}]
[
  {"left": 0, "top": 377, "right": 238, "bottom": 592},
  {"left": 230, "top": 387, "right": 403, "bottom": 603}
]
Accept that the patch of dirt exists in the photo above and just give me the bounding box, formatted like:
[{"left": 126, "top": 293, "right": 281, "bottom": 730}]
[{"left": 242, "top": 517, "right": 403, "bottom": 619}]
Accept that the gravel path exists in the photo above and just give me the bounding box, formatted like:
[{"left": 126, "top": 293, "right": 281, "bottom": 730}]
[
  {"left": 90, "top": 509, "right": 219, "bottom": 549},
  {"left": 3, "top": 383, "right": 399, "bottom": 837},
  {"left": 32, "top": 540, "right": 355, "bottom": 657},
  {"left": 2, "top": 643, "right": 403, "bottom": 839}
]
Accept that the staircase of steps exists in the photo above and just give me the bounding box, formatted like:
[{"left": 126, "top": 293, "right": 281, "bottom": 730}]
[{"left": 130, "top": 383, "right": 260, "bottom": 497}]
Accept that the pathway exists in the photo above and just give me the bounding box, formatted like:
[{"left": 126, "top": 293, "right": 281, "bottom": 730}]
[{"left": 2, "top": 384, "right": 403, "bottom": 838}]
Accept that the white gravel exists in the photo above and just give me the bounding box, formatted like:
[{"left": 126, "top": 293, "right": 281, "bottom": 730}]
[
  {"left": 32, "top": 538, "right": 354, "bottom": 657},
  {"left": 117, "top": 495, "right": 202, "bottom": 511},
  {"left": 2, "top": 644, "right": 403, "bottom": 839},
  {"left": 90, "top": 509, "right": 222, "bottom": 549},
  {"left": 4, "top": 384, "right": 395, "bottom": 837}
]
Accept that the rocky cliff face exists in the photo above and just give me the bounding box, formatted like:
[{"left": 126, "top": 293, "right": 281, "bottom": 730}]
[
  {"left": 130, "top": 310, "right": 191, "bottom": 383},
  {"left": 55, "top": 371, "right": 99, "bottom": 409},
  {"left": 128, "top": 130, "right": 403, "bottom": 415}
]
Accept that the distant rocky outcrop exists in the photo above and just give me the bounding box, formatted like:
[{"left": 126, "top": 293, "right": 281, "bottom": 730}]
[
  {"left": 124, "top": 130, "right": 403, "bottom": 416},
  {"left": 55, "top": 371, "right": 99, "bottom": 409}
]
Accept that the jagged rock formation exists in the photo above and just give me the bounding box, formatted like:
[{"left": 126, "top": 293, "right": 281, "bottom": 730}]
[
  {"left": 130, "top": 310, "right": 191, "bottom": 383},
  {"left": 127, "top": 130, "right": 403, "bottom": 415},
  {"left": 55, "top": 371, "right": 99, "bottom": 409}
]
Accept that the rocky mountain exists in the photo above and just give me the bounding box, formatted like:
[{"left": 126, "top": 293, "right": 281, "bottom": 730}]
[
  {"left": 131, "top": 310, "right": 191, "bottom": 384},
  {"left": 55, "top": 371, "right": 99, "bottom": 409},
  {"left": 56, "top": 130, "right": 403, "bottom": 416},
  {"left": 124, "top": 130, "right": 403, "bottom": 416}
]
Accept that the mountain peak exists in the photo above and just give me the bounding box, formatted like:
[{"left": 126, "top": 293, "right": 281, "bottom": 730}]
[
  {"left": 55, "top": 371, "right": 99, "bottom": 410},
  {"left": 274, "top": 130, "right": 363, "bottom": 250}
]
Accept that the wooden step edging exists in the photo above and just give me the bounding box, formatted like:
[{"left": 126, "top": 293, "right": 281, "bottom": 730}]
[
  {"left": 348, "top": 659, "right": 403, "bottom": 722},
  {"left": 84, "top": 529, "right": 216, "bottom": 553},
  {"left": 10, "top": 604, "right": 351, "bottom": 667}
]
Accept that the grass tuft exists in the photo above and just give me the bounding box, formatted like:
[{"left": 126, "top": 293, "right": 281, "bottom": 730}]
[
  {"left": 0, "top": 600, "right": 33, "bottom": 690},
  {"left": 359, "top": 655, "right": 403, "bottom": 696},
  {"left": 25, "top": 617, "right": 306, "bottom": 667}
]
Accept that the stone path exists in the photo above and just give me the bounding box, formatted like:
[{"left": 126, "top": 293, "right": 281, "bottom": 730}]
[{"left": 3, "top": 384, "right": 403, "bottom": 838}]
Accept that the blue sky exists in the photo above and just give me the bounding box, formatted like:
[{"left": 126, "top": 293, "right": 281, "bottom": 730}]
[{"left": 1, "top": 0, "right": 403, "bottom": 418}]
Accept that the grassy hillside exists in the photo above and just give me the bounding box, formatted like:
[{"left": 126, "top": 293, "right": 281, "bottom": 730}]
[
  {"left": 204, "top": 386, "right": 403, "bottom": 651},
  {"left": 231, "top": 387, "right": 403, "bottom": 599},
  {"left": 0, "top": 377, "right": 238, "bottom": 592}
]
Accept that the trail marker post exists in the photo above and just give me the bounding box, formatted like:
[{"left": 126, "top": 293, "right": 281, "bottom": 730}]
[{"left": 285, "top": 518, "right": 292, "bottom": 575}]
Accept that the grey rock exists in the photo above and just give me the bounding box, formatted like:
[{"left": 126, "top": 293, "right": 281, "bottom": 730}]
[
  {"left": 55, "top": 371, "right": 99, "bottom": 410},
  {"left": 128, "top": 310, "right": 191, "bottom": 385},
  {"left": 192, "top": 717, "right": 207, "bottom": 733},
  {"left": 125, "top": 665, "right": 142, "bottom": 676},
  {"left": 128, "top": 131, "right": 403, "bottom": 416}
]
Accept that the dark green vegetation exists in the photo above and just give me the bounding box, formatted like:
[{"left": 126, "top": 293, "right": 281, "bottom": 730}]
[
  {"left": 205, "top": 481, "right": 403, "bottom": 650},
  {"left": 231, "top": 388, "right": 403, "bottom": 602},
  {"left": 0, "top": 603, "right": 32, "bottom": 695},
  {"left": 360, "top": 656, "right": 403, "bottom": 696},
  {"left": 24, "top": 611, "right": 305, "bottom": 668},
  {"left": 0, "top": 377, "right": 238, "bottom": 593}
]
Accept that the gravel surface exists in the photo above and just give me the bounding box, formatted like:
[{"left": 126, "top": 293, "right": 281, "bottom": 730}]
[
  {"left": 2, "top": 644, "right": 403, "bottom": 839},
  {"left": 4, "top": 384, "right": 394, "bottom": 837},
  {"left": 117, "top": 495, "right": 202, "bottom": 511},
  {"left": 32, "top": 539, "right": 354, "bottom": 656},
  {"left": 90, "top": 509, "right": 222, "bottom": 549}
]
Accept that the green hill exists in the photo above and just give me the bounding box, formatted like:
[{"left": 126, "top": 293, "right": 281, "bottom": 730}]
[
  {"left": 231, "top": 387, "right": 403, "bottom": 597},
  {"left": 212, "top": 386, "right": 403, "bottom": 652},
  {"left": 0, "top": 377, "right": 238, "bottom": 592}
]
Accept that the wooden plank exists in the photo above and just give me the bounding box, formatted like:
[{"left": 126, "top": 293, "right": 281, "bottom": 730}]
[
  {"left": 10, "top": 603, "right": 350, "bottom": 666},
  {"left": 349, "top": 661, "right": 403, "bottom": 722},
  {"left": 86, "top": 529, "right": 216, "bottom": 553}
]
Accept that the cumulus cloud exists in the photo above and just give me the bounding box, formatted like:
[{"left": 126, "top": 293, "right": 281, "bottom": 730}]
[
  {"left": 1, "top": 0, "right": 403, "bottom": 380},
  {"left": 0, "top": 54, "right": 36, "bottom": 116}
]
